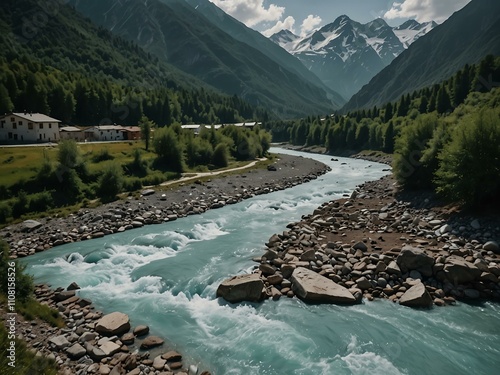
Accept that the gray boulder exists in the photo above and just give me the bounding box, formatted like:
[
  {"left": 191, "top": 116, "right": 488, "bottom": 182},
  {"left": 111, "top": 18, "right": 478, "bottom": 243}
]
[
  {"left": 216, "top": 274, "right": 264, "bottom": 303},
  {"left": 396, "top": 246, "right": 434, "bottom": 277},
  {"left": 21, "top": 220, "right": 42, "bottom": 232},
  {"left": 399, "top": 282, "right": 433, "bottom": 308},
  {"left": 291, "top": 267, "right": 356, "bottom": 304},
  {"left": 443, "top": 256, "right": 481, "bottom": 284},
  {"left": 483, "top": 241, "right": 499, "bottom": 254},
  {"left": 95, "top": 312, "right": 131, "bottom": 336},
  {"left": 49, "top": 335, "right": 70, "bottom": 350},
  {"left": 66, "top": 343, "right": 86, "bottom": 359}
]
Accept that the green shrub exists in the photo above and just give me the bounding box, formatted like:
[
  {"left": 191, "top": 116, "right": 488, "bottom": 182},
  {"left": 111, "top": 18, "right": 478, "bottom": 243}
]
[
  {"left": 435, "top": 110, "right": 500, "bottom": 205},
  {"left": 96, "top": 163, "right": 124, "bottom": 201},
  {"left": 212, "top": 143, "right": 229, "bottom": 167},
  {"left": 126, "top": 148, "right": 148, "bottom": 177},
  {"left": 153, "top": 127, "right": 184, "bottom": 172},
  {"left": 393, "top": 113, "right": 439, "bottom": 189},
  {"left": 12, "top": 190, "right": 29, "bottom": 218},
  {"left": 141, "top": 172, "right": 164, "bottom": 186},
  {"left": 92, "top": 148, "right": 114, "bottom": 163},
  {"left": 28, "top": 191, "right": 54, "bottom": 213},
  {"left": 123, "top": 177, "right": 143, "bottom": 191},
  {"left": 0, "top": 242, "right": 34, "bottom": 303},
  {"left": 0, "top": 201, "right": 12, "bottom": 223}
]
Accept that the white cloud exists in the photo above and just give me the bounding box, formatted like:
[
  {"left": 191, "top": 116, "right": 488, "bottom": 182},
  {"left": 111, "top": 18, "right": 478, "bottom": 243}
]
[
  {"left": 300, "top": 15, "right": 322, "bottom": 36},
  {"left": 262, "top": 16, "right": 296, "bottom": 37},
  {"left": 210, "top": 0, "right": 284, "bottom": 27},
  {"left": 384, "top": 0, "right": 471, "bottom": 23}
]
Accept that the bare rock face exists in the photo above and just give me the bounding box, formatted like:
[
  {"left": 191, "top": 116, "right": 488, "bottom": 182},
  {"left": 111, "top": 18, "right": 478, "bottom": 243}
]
[
  {"left": 95, "top": 312, "right": 131, "bottom": 337},
  {"left": 443, "top": 256, "right": 481, "bottom": 284},
  {"left": 399, "top": 282, "right": 433, "bottom": 308},
  {"left": 396, "top": 246, "right": 434, "bottom": 277},
  {"left": 291, "top": 267, "right": 356, "bottom": 304},
  {"left": 216, "top": 273, "right": 265, "bottom": 303}
]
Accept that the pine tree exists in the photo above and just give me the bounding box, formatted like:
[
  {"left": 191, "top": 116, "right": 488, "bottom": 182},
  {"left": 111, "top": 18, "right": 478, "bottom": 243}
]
[
  {"left": 384, "top": 102, "right": 393, "bottom": 123},
  {"left": 383, "top": 121, "right": 395, "bottom": 153}
]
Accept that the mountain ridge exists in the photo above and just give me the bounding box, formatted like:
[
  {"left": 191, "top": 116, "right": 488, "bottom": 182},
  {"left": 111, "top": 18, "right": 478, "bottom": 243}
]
[
  {"left": 270, "top": 16, "right": 437, "bottom": 100},
  {"left": 343, "top": 0, "right": 500, "bottom": 111},
  {"left": 68, "top": 0, "right": 343, "bottom": 118}
]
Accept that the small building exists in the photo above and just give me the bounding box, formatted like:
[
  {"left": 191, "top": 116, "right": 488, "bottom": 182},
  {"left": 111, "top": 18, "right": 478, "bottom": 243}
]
[
  {"left": 181, "top": 124, "right": 202, "bottom": 135},
  {"left": 86, "top": 125, "right": 126, "bottom": 141},
  {"left": 60, "top": 126, "right": 85, "bottom": 141},
  {"left": 121, "top": 126, "right": 141, "bottom": 141},
  {"left": 0, "top": 112, "right": 61, "bottom": 143}
]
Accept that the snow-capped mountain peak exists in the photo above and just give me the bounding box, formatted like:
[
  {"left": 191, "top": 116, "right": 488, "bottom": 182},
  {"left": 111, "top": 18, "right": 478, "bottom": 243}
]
[{"left": 269, "top": 16, "right": 437, "bottom": 100}]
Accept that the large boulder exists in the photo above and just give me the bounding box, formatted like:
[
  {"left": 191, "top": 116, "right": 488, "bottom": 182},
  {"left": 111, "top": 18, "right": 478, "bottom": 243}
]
[
  {"left": 443, "top": 256, "right": 481, "bottom": 285},
  {"left": 291, "top": 267, "right": 356, "bottom": 304},
  {"left": 20, "top": 219, "right": 42, "bottom": 232},
  {"left": 95, "top": 312, "right": 131, "bottom": 337},
  {"left": 399, "top": 282, "right": 433, "bottom": 308},
  {"left": 396, "top": 246, "right": 434, "bottom": 277},
  {"left": 216, "top": 274, "right": 264, "bottom": 303}
]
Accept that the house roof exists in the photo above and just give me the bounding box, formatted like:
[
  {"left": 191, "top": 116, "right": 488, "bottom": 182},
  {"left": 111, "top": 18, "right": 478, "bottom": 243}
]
[
  {"left": 60, "top": 126, "right": 82, "bottom": 132},
  {"left": 91, "top": 125, "right": 125, "bottom": 131},
  {"left": 181, "top": 125, "right": 202, "bottom": 129},
  {"left": 6, "top": 113, "right": 61, "bottom": 123},
  {"left": 121, "top": 126, "right": 141, "bottom": 132}
]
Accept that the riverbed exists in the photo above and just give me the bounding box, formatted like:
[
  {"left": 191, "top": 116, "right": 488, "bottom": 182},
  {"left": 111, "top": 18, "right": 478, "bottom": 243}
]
[{"left": 23, "top": 148, "right": 500, "bottom": 375}]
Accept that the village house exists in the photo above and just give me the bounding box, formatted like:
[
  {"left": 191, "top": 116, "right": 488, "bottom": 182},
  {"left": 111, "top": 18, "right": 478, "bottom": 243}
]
[
  {"left": 121, "top": 126, "right": 141, "bottom": 140},
  {"left": 59, "top": 126, "right": 86, "bottom": 141},
  {"left": 0, "top": 112, "right": 61, "bottom": 143},
  {"left": 85, "top": 125, "right": 126, "bottom": 141}
]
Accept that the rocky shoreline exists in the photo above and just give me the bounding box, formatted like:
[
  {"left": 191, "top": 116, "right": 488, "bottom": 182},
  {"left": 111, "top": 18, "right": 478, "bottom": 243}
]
[
  {"left": 217, "top": 174, "right": 500, "bottom": 308},
  {"left": 9, "top": 282, "right": 210, "bottom": 375},
  {"left": 1, "top": 154, "right": 330, "bottom": 259},
  {"left": 1, "top": 153, "right": 330, "bottom": 375}
]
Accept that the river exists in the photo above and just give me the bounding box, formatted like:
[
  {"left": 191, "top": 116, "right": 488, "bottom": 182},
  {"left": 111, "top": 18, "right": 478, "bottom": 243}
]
[{"left": 23, "top": 148, "right": 500, "bottom": 375}]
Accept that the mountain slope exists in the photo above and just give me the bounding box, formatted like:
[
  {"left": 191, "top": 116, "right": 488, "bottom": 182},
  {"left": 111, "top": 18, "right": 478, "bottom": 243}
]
[
  {"left": 182, "top": 0, "right": 344, "bottom": 106},
  {"left": 68, "top": 0, "right": 341, "bottom": 117},
  {"left": 270, "top": 16, "right": 436, "bottom": 100},
  {"left": 0, "top": 0, "right": 263, "bottom": 125},
  {"left": 344, "top": 0, "right": 500, "bottom": 111}
]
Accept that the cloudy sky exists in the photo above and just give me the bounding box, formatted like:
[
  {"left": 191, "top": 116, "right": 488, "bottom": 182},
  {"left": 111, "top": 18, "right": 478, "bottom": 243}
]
[{"left": 209, "top": 0, "right": 471, "bottom": 37}]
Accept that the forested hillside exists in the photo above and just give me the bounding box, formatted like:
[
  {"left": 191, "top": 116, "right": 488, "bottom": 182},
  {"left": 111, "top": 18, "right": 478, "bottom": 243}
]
[
  {"left": 266, "top": 55, "right": 500, "bottom": 206},
  {"left": 67, "top": 0, "right": 341, "bottom": 117},
  {"left": 0, "top": 0, "right": 268, "bottom": 125}
]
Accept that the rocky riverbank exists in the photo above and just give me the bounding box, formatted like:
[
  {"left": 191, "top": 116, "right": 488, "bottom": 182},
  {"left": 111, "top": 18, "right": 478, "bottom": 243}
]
[
  {"left": 4, "top": 283, "right": 210, "bottom": 375},
  {"left": 217, "top": 174, "right": 500, "bottom": 308},
  {"left": 1, "top": 154, "right": 330, "bottom": 259}
]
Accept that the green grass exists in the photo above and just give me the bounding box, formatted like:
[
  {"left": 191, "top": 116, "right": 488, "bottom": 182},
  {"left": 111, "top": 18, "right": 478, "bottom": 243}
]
[
  {"left": 0, "top": 295, "right": 65, "bottom": 329},
  {"left": 0, "top": 323, "right": 59, "bottom": 375}
]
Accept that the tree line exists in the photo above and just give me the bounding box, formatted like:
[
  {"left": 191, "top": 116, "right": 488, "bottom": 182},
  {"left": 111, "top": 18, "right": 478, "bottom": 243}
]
[
  {"left": 263, "top": 55, "right": 500, "bottom": 206},
  {"left": 0, "top": 123, "right": 271, "bottom": 223}
]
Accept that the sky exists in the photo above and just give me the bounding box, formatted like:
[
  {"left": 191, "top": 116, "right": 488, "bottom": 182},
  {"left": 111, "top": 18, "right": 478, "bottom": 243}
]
[{"left": 209, "top": 0, "right": 471, "bottom": 37}]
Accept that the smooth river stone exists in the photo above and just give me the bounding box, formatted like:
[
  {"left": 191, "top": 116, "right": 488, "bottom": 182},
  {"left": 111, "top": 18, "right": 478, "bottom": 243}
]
[{"left": 291, "top": 267, "right": 356, "bottom": 304}]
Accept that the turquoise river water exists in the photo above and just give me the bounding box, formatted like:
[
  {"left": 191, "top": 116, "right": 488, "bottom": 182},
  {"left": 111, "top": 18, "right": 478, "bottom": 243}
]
[{"left": 23, "top": 148, "right": 500, "bottom": 374}]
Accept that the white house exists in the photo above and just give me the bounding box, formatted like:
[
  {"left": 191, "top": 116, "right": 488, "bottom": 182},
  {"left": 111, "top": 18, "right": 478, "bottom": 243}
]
[
  {"left": 85, "top": 125, "right": 126, "bottom": 141},
  {"left": 0, "top": 112, "right": 61, "bottom": 143},
  {"left": 60, "top": 126, "right": 85, "bottom": 141}
]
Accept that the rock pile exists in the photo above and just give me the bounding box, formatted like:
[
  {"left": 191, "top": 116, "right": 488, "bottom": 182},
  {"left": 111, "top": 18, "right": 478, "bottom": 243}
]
[
  {"left": 218, "top": 175, "right": 500, "bottom": 308},
  {"left": 20, "top": 284, "right": 211, "bottom": 375}
]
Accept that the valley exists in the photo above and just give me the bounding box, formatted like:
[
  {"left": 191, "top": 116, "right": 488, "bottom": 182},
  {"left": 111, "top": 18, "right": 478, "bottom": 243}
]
[{"left": 0, "top": 0, "right": 499, "bottom": 374}]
